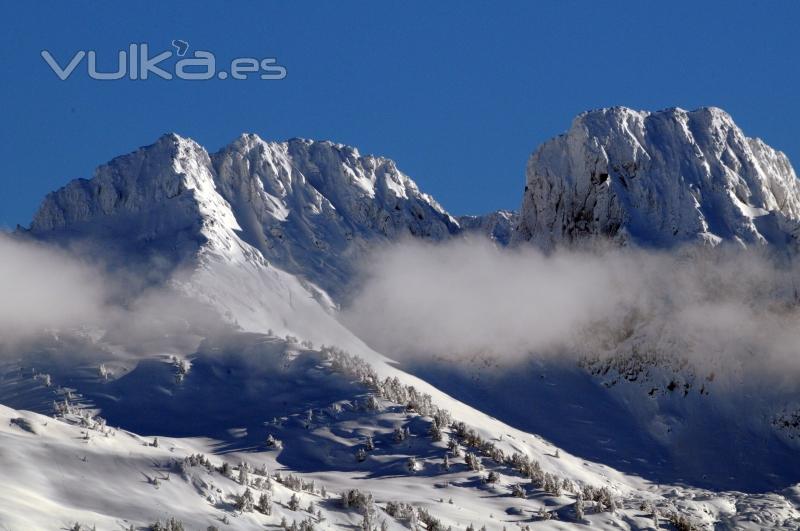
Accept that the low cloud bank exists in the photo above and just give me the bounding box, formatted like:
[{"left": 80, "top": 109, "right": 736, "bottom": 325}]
[
  {"left": 0, "top": 235, "right": 107, "bottom": 337},
  {"left": 0, "top": 233, "right": 226, "bottom": 354},
  {"left": 342, "top": 238, "right": 800, "bottom": 384}
]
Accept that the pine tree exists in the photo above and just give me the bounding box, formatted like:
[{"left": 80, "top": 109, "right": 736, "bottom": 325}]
[
  {"left": 442, "top": 453, "right": 451, "bottom": 471},
  {"left": 238, "top": 462, "right": 249, "bottom": 485},
  {"left": 257, "top": 491, "right": 272, "bottom": 515},
  {"left": 360, "top": 495, "right": 376, "bottom": 531},
  {"left": 365, "top": 436, "right": 375, "bottom": 451},
  {"left": 236, "top": 488, "right": 255, "bottom": 512},
  {"left": 574, "top": 492, "right": 585, "bottom": 521},
  {"left": 428, "top": 421, "right": 442, "bottom": 442},
  {"left": 464, "top": 452, "right": 482, "bottom": 471},
  {"left": 356, "top": 447, "right": 367, "bottom": 462},
  {"left": 288, "top": 492, "right": 301, "bottom": 511},
  {"left": 447, "top": 439, "right": 461, "bottom": 457}
]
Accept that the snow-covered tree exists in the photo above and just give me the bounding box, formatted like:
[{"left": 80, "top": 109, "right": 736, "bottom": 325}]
[
  {"left": 257, "top": 491, "right": 272, "bottom": 515},
  {"left": 365, "top": 436, "right": 375, "bottom": 451},
  {"left": 235, "top": 488, "right": 255, "bottom": 512},
  {"left": 356, "top": 447, "right": 367, "bottom": 462},
  {"left": 428, "top": 420, "right": 442, "bottom": 442},
  {"left": 447, "top": 439, "right": 461, "bottom": 457},
  {"left": 288, "top": 492, "right": 301, "bottom": 511},
  {"left": 238, "top": 462, "right": 249, "bottom": 485},
  {"left": 150, "top": 518, "right": 184, "bottom": 531},
  {"left": 574, "top": 492, "right": 585, "bottom": 521},
  {"left": 442, "top": 453, "right": 451, "bottom": 471},
  {"left": 360, "top": 494, "right": 377, "bottom": 531},
  {"left": 464, "top": 452, "right": 482, "bottom": 471}
]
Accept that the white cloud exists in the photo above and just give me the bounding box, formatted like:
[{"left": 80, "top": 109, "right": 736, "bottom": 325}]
[{"left": 342, "top": 238, "right": 800, "bottom": 385}]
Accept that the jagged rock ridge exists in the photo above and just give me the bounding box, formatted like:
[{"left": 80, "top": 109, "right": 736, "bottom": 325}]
[{"left": 30, "top": 133, "right": 461, "bottom": 298}]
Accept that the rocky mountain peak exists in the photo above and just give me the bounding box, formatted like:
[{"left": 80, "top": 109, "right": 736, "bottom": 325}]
[{"left": 514, "top": 106, "right": 800, "bottom": 250}]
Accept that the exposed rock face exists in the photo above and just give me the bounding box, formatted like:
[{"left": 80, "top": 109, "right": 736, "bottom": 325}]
[
  {"left": 514, "top": 107, "right": 800, "bottom": 250},
  {"left": 457, "top": 210, "right": 517, "bottom": 245}
]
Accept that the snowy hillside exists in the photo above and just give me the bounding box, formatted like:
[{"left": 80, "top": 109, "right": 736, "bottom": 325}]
[
  {"left": 3, "top": 334, "right": 800, "bottom": 530},
  {"left": 514, "top": 107, "right": 800, "bottom": 250}
]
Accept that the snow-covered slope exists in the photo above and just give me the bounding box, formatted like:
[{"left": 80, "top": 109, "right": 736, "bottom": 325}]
[
  {"left": 514, "top": 107, "right": 800, "bottom": 250},
  {"left": 3, "top": 334, "right": 800, "bottom": 530}
]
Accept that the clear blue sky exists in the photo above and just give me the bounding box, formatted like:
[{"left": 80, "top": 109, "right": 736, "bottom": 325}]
[{"left": 1, "top": 1, "right": 798, "bottom": 228}]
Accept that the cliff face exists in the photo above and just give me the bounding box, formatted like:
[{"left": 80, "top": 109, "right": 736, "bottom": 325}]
[{"left": 515, "top": 107, "right": 800, "bottom": 250}]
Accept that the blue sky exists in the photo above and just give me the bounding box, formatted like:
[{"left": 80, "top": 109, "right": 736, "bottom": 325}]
[{"left": 1, "top": 1, "right": 798, "bottom": 227}]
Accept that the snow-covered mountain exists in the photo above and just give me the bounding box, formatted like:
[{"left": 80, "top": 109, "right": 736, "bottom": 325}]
[
  {"left": 31, "top": 133, "right": 460, "bottom": 300},
  {"left": 213, "top": 135, "right": 461, "bottom": 297},
  {"left": 430, "top": 107, "right": 800, "bottom": 493},
  {"left": 5, "top": 113, "right": 800, "bottom": 529},
  {"left": 514, "top": 107, "right": 800, "bottom": 250}
]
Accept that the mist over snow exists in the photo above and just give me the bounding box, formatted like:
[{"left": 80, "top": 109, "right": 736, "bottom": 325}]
[
  {"left": 0, "top": 233, "right": 227, "bottom": 354},
  {"left": 0, "top": 233, "right": 108, "bottom": 340},
  {"left": 343, "top": 238, "right": 800, "bottom": 386}
]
